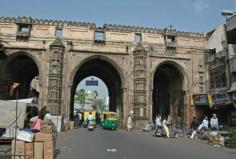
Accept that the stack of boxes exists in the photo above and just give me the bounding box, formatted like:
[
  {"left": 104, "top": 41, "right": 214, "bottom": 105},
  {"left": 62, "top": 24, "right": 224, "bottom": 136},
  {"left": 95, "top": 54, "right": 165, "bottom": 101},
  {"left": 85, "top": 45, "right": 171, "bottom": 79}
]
[{"left": 11, "top": 121, "right": 56, "bottom": 159}]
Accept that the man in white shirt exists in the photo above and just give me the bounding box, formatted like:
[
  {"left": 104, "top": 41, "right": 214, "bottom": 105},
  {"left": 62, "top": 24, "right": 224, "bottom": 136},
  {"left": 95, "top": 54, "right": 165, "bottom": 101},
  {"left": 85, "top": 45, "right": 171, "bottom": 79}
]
[
  {"left": 210, "top": 114, "right": 219, "bottom": 130},
  {"left": 155, "top": 115, "right": 162, "bottom": 129},
  {"left": 198, "top": 116, "right": 209, "bottom": 130}
]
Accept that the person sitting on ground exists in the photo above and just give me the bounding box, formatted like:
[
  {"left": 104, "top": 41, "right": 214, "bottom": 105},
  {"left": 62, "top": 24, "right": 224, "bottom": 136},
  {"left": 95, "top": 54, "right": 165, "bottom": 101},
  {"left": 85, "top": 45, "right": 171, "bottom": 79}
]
[
  {"left": 198, "top": 116, "right": 209, "bottom": 131},
  {"left": 190, "top": 117, "right": 199, "bottom": 139},
  {"left": 210, "top": 114, "right": 219, "bottom": 130}
]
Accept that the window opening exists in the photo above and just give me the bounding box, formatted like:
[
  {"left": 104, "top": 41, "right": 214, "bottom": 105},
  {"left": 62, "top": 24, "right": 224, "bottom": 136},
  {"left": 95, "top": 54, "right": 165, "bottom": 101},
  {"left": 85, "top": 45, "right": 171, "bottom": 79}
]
[
  {"left": 166, "top": 35, "right": 176, "bottom": 43},
  {"left": 94, "top": 31, "right": 105, "bottom": 44},
  {"left": 135, "top": 33, "right": 142, "bottom": 43},
  {"left": 55, "top": 29, "right": 63, "bottom": 38}
]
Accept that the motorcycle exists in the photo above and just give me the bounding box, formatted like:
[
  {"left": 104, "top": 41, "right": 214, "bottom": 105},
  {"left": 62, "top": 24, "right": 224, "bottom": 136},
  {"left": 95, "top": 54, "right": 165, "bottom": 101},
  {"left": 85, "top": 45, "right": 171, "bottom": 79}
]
[
  {"left": 87, "top": 120, "right": 95, "bottom": 131},
  {"left": 154, "top": 125, "right": 178, "bottom": 138},
  {"left": 154, "top": 126, "right": 165, "bottom": 137}
]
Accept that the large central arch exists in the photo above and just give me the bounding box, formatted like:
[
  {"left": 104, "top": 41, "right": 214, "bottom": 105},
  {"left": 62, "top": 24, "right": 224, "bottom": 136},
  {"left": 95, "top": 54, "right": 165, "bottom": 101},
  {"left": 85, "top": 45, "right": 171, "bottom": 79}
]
[
  {"left": 70, "top": 56, "right": 123, "bottom": 125},
  {"left": 152, "top": 61, "right": 186, "bottom": 127}
]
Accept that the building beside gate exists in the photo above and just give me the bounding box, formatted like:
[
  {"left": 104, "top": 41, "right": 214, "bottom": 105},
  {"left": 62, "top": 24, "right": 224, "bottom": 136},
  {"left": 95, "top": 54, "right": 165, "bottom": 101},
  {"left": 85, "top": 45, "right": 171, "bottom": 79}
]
[
  {"left": 193, "top": 13, "right": 236, "bottom": 128},
  {"left": 0, "top": 16, "right": 209, "bottom": 128}
]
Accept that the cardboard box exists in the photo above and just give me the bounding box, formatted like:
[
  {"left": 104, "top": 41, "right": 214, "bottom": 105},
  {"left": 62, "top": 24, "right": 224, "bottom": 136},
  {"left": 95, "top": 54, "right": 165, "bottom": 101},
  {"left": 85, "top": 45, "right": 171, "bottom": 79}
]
[
  {"left": 51, "top": 116, "right": 62, "bottom": 132},
  {"left": 25, "top": 142, "right": 34, "bottom": 159},
  {"left": 44, "top": 141, "right": 54, "bottom": 159},
  {"left": 40, "top": 125, "right": 53, "bottom": 134},
  {"left": 35, "top": 133, "right": 53, "bottom": 142},
  {"left": 11, "top": 140, "right": 25, "bottom": 159},
  {"left": 34, "top": 142, "right": 43, "bottom": 159},
  {"left": 208, "top": 131, "right": 220, "bottom": 145},
  {"left": 69, "top": 121, "right": 74, "bottom": 130},
  {"left": 64, "top": 122, "right": 70, "bottom": 131},
  {"left": 212, "top": 138, "right": 220, "bottom": 145}
]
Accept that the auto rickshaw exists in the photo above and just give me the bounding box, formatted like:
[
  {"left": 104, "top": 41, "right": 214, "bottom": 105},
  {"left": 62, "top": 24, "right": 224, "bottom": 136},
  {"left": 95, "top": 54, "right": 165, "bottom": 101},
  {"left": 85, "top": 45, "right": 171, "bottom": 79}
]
[
  {"left": 82, "top": 111, "right": 96, "bottom": 127},
  {"left": 101, "top": 111, "right": 118, "bottom": 130}
]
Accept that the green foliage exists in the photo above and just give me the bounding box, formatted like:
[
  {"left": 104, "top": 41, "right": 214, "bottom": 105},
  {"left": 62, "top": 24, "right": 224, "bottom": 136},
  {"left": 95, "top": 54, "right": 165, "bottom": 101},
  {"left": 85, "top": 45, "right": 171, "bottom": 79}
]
[
  {"left": 96, "top": 99, "right": 107, "bottom": 111},
  {"left": 75, "top": 89, "right": 85, "bottom": 104}
]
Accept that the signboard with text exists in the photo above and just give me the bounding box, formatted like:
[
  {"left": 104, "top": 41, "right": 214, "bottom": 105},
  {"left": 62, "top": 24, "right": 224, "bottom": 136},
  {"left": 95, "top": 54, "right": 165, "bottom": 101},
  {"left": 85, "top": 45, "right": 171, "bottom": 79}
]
[
  {"left": 213, "top": 93, "right": 232, "bottom": 106},
  {"left": 193, "top": 94, "right": 209, "bottom": 105},
  {"left": 85, "top": 80, "right": 98, "bottom": 86}
]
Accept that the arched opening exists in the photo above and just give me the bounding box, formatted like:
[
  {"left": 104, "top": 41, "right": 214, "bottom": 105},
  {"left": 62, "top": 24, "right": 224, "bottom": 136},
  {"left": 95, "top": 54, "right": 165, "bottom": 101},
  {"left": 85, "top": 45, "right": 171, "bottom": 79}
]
[
  {"left": 74, "top": 76, "right": 109, "bottom": 113},
  {"left": 70, "top": 57, "right": 123, "bottom": 125},
  {"left": 0, "top": 50, "right": 8, "bottom": 79},
  {"left": 2, "top": 53, "right": 39, "bottom": 100},
  {"left": 153, "top": 62, "right": 185, "bottom": 127}
]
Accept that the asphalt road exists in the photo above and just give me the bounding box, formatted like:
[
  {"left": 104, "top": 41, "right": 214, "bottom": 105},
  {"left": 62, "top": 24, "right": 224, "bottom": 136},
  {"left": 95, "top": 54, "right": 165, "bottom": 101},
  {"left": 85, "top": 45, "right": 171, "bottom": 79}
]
[{"left": 56, "top": 127, "right": 236, "bottom": 159}]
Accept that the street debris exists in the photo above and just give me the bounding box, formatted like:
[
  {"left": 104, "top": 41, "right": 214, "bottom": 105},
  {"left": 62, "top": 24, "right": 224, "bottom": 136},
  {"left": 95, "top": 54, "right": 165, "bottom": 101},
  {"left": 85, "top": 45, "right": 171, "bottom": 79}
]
[{"left": 106, "top": 148, "right": 117, "bottom": 152}]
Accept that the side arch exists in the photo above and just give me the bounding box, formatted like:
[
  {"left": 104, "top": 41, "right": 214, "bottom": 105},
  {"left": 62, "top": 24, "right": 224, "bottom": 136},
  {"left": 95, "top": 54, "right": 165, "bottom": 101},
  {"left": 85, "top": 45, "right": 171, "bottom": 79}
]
[
  {"left": 1, "top": 51, "right": 41, "bottom": 99},
  {"left": 151, "top": 60, "right": 189, "bottom": 127},
  {"left": 151, "top": 60, "right": 188, "bottom": 92}
]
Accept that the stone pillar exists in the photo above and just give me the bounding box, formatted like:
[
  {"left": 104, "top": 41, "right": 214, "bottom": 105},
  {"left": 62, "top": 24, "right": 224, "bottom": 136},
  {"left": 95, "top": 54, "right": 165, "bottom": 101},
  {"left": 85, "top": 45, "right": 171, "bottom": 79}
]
[
  {"left": 133, "top": 43, "right": 148, "bottom": 128},
  {"left": 47, "top": 38, "right": 64, "bottom": 115}
]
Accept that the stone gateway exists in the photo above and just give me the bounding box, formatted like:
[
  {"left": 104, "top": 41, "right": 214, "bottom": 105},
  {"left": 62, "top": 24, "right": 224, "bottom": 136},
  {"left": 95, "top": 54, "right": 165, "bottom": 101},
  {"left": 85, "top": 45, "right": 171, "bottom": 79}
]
[{"left": 0, "top": 17, "right": 207, "bottom": 128}]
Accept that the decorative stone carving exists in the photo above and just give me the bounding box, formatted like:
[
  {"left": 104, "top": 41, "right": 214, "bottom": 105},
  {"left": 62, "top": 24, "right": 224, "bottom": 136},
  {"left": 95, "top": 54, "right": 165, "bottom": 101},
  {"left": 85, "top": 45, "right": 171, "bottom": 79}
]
[
  {"left": 133, "top": 43, "right": 147, "bottom": 118},
  {"left": 47, "top": 38, "right": 65, "bottom": 115}
]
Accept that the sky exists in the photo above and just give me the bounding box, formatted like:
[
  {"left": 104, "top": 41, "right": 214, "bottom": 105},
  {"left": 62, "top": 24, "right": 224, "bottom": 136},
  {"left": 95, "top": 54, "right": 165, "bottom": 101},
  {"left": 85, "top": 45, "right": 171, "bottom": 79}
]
[
  {"left": 0, "top": 0, "right": 235, "bottom": 32},
  {"left": 77, "top": 76, "right": 108, "bottom": 99}
]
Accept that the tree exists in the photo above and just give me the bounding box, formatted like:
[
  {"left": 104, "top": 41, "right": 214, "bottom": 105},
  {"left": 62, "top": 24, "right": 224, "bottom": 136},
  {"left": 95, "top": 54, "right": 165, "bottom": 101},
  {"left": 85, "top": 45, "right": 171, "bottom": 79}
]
[
  {"left": 75, "top": 89, "right": 86, "bottom": 105},
  {"left": 96, "top": 99, "right": 106, "bottom": 112}
]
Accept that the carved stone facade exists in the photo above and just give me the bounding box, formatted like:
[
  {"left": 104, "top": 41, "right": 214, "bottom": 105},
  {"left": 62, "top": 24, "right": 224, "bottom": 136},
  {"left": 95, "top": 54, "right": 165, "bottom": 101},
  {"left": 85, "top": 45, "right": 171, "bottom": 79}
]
[
  {"left": 0, "top": 16, "right": 208, "bottom": 128},
  {"left": 133, "top": 43, "right": 147, "bottom": 120},
  {"left": 47, "top": 39, "right": 65, "bottom": 115}
]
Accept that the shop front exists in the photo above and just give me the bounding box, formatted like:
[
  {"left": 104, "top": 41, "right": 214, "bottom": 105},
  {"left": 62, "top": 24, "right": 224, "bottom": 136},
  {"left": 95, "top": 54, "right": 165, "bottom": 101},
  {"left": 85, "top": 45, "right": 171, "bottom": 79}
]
[
  {"left": 192, "top": 93, "right": 236, "bottom": 128},
  {"left": 211, "top": 93, "right": 235, "bottom": 128},
  {"left": 192, "top": 94, "right": 211, "bottom": 121},
  {"left": 228, "top": 91, "right": 236, "bottom": 127}
]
